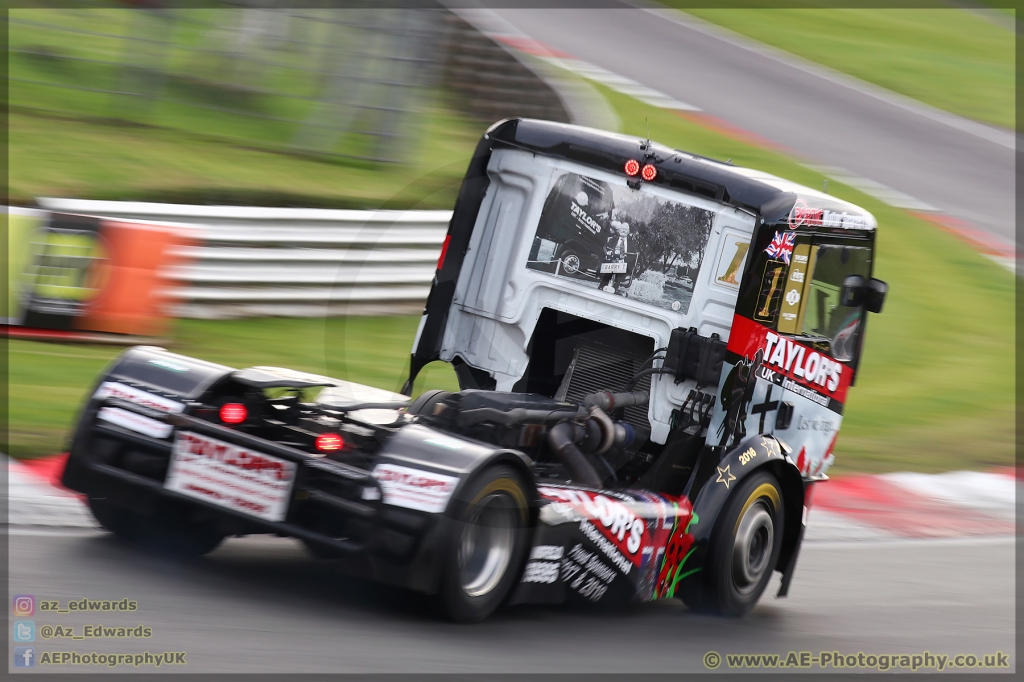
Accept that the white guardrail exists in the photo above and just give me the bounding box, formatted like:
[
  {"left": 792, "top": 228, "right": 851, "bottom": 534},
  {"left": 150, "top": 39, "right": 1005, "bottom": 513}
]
[{"left": 37, "top": 199, "right": 451, "bottom": 319}]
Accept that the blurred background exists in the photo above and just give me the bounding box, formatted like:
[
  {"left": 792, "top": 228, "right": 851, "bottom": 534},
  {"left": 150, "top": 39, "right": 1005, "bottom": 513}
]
[
  {"left": 9, "top": 0, "right": 1015, "bottom": 473},
  {"left": 7, "top": 1, "right": 1015, "bottom": 478}
]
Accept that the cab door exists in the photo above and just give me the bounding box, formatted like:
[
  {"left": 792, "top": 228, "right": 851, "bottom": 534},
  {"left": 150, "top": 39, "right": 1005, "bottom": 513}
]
[{"left": 770, "top": 237, "right": 873, "bottom": 477}]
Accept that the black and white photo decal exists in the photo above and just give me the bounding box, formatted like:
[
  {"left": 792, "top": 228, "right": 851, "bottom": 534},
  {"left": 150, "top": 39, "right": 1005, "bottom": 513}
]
[{"left": 527, "top": 172, "right": 715, "bottom": 315}]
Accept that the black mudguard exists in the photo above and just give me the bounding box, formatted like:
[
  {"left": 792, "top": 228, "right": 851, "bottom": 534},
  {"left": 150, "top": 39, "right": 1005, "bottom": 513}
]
[
  {"left": 354, "top": 424, "right": 539, "bottom": 594},
  {"left": 677, "top": 434, "right": 806, "bottom": 603}
]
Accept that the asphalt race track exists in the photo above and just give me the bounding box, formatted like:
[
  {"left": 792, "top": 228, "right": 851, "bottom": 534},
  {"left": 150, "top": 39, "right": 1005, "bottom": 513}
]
[
  {"left": 488, "top": 4, "right": 1016, "bottom": 248},
  {"left": 8, "top": 529, "right": 1015, "bottom": 673}
]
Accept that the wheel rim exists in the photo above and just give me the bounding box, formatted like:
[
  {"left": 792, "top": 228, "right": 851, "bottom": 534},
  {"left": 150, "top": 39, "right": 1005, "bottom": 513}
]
[
  {"left": 563, "top": 254, "right": 580, "bottom": 274},
  {"left": 458, "top": 493, "right": 516, "bottom": 598},
  {"left": 732, "top": 499, "right": 774, "bottom": 594}
]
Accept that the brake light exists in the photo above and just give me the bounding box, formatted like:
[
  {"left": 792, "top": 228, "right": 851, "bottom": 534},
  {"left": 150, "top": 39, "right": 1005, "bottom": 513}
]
[
  {"left": 219, "top": 403, "right": 247, "bottom": 424},
  {"left": 624, "top": 159, "right": 640, "bottom": 177},
  {"left": 315, "top": 433, "right": 344, "bottom": 452},
  {"left": 436, "top": 234, "right": 451, "bottom": 271},
  {"left": 641, "top": 163, "right": 657, "bottom": 181}
]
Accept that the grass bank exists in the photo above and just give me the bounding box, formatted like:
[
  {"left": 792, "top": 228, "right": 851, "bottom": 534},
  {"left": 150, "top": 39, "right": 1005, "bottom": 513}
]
[
  {"left": 9, "top": 8, "right": 487, "bottom": 209},
  {"left": 8, "top": 105, "right": 482, "bottom": 210},
  {"left": 669, "top": 5, "right": 1014, "bottom": 129}
]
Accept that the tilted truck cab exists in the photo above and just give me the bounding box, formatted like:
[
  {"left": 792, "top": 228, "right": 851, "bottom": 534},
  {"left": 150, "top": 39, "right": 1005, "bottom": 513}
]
[{"left": 406, "top": 118, "right": 886, "bottom": 611}]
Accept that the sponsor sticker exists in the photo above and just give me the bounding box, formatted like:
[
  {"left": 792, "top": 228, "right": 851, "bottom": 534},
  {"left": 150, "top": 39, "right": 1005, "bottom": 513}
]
[
  {"left": 521, "top": 561, "right": 560, "bottom": 584},
  {"left": 97, "top": 407, "right": 172, "bottom": 439},
  {"left": 538, "top": 487, "right": 647, "bottom": 572},
  {"left": 530, "top": 545, "right": 564, "bottom": 561},
  {"left": 789, "top": 197, "right": 869, "bottom": 230},
  {"left": 561, "top": 543, "right": 616, "bottom": 602},
  {"left": 728, "top": 315, "right": 852, "bottom": 407},
  {"left": 371, "top": 463, "right": 459, "bottom": 514},
  {"left": 164, "top": 432, "right": 296, "bottom": 522},
  {"left": 93, "top": 382, "right": 183, "bottom": 414}
]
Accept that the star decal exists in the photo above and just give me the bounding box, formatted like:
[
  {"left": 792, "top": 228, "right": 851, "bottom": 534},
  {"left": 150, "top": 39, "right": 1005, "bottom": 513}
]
[
  {"left": 715, "top": 465, "right": 736, "bottom": 489},
  {"left": 760, "top": 436, "right": 778, "bottom": 455}
]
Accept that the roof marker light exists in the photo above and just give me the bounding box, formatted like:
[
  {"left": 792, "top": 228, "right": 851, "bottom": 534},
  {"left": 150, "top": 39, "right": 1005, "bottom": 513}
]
[
  {"left": 624, "top": 159, "right": 640, "bottom": 177},
  {"left": 315, "top": 433, "right": 345, "bottom": 452},
  {"left": 219, "top": 403, "right": 247, "bottom": 424},
  {"left": 641, "top": 163, "right": 658, "bottom": 181}
]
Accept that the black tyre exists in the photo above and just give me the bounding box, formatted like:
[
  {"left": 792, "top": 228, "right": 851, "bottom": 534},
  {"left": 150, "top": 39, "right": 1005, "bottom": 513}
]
[
  {"left": 88, "top": 496, "right": 224, "bottom": 557},
  {"left": 407, "top": 389, "right": 452, "bottom": 417},
  {"left": 699, "top": 470, "right": 785, "bottom": 616},
  {"left": 302, "top": 539, "right": 342, "bottom": 560},
  {"left": 437, "top": 465, "right": 530, "bottom": 623},
  {"left": 88, "top": 495, "right": 144, "bottom": 539},
  {"left": 154, "top": 505, "right": 226, "bottom": 557}
]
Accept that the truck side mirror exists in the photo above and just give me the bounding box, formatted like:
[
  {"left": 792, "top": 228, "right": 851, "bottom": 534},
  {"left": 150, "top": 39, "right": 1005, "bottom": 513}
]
[
  {"left": 864, "top": 277, "right": 887, "bottom": 313},
  {"left": 840, "top": 275, "right": 865, "bottom": 307}
]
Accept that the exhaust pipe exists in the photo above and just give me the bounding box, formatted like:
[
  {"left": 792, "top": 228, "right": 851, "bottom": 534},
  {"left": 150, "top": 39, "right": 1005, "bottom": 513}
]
[{"left": 546, "top": 422, "right": 602, "bottom": 488}]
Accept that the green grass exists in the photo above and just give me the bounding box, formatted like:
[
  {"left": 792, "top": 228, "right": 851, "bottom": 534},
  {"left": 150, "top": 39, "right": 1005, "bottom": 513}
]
[
  {"left": 669, "top": 5, "right": 1015, "bottom": 129},
  {"left": 8, "top": 317, "right": 459, "bottom": 460},
  {"left": 8, "top": 105, "right": 482, "bottom": 209},
  {"left": 595, "top": 84, "right": 1015, "bottom": 474},
  {"left": 9, "top": 7, "right": 486, "bottom": 209},
  {"left": 10, "top": 8, "right": 432, "bottom": 162}
]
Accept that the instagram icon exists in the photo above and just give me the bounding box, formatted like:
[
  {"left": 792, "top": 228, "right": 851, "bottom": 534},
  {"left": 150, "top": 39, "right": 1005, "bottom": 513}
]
[{"left": 12, "top": 595, "right": 34, "bottom": 617}]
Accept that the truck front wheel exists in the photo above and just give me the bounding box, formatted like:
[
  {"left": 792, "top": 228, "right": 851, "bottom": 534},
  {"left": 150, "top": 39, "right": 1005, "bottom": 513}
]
[{"left": 701, "top": 470, "right": 785, "bottom": 616}]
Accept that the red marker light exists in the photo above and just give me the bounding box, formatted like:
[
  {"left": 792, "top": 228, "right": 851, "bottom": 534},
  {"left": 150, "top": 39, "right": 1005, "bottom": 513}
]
[
  {"left": 641, "top": 163, "right": 657, "bottom": 181},
  {"left": 219, "top": 403, "right": 247, "bottom": 424},
  {"left": 624, "top": 159, "right": 640, "bottom": 177},
  {"left": 315, "top": 433, "right": 344, "bottom": 452}
]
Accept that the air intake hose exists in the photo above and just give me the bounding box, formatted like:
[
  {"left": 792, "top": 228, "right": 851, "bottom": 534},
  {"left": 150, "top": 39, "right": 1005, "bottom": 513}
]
[
  {"left": 583, "top": 390, "right": 649, "bottom": 412},
  {"left": 547, "top": 421, "right": 602, "bottom": 488}
]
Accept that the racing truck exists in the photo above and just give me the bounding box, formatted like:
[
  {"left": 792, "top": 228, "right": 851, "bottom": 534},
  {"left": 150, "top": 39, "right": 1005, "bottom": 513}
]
[{"left": 62, "top": 118, "right": 887, "bottom": 622}]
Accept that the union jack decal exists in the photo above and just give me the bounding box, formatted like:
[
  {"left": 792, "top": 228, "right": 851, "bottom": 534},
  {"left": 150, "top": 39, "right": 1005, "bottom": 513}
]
[{"left": 764, "top": 231, "right": 795, "bottom": 264}]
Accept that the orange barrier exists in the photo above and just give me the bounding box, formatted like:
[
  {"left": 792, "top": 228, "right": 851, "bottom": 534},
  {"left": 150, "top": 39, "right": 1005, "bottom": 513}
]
[{"left": 18, "top": 213, "right": 194, "bottom": 337}]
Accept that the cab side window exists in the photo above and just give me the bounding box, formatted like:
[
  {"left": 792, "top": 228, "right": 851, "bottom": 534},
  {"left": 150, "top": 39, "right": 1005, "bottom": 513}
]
[
  {"left": 736, "top": 230, "right": 872, "bottom": 364},
  {"left": 798, "top": 243, "right": 871, "bottom": 362}
]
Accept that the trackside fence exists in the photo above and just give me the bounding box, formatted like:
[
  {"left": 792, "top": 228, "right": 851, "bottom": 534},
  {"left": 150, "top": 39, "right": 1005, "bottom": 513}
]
[{"left": 35, "top": 199, "right": 450, "bottom": 319}]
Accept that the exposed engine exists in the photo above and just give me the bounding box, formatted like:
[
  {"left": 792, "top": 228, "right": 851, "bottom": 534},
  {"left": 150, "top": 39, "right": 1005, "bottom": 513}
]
[{"left": 410, "top": 388, "right": 647, "bottom": 488}]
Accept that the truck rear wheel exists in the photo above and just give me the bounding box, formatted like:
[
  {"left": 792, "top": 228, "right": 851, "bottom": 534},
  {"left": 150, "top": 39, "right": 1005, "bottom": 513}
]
[
  {"left": 437, "top": 465, "right": 530, "bottom": 623},
  {"left": 88, "top": 496, "right": 224, "bottom": 557},
  {"left": 699, "top": 470, "right": 784, "bottom": 616},
  {"left": 88, "top": 495, "right": 143, "bottom": 539}
]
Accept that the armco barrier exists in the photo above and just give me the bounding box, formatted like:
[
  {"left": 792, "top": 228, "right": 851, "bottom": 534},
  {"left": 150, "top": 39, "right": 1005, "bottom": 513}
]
[{"left": 36, "top": 199, "right": 451, "bottom": 319}]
